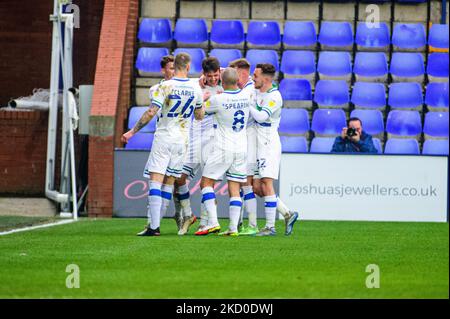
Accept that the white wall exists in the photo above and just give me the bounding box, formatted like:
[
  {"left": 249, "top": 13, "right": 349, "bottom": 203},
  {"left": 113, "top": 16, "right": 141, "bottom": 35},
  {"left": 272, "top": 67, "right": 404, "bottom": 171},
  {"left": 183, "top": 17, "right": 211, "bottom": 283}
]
[{"left": 280, "top": 154, "right": 448, "bottom": 222}]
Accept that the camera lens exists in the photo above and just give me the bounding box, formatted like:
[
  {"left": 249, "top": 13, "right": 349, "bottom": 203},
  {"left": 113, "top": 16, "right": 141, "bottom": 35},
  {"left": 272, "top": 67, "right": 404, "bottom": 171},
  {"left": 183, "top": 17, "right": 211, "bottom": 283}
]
[{"left": 347, "top": 128, "right": 357, "bottom": 137}]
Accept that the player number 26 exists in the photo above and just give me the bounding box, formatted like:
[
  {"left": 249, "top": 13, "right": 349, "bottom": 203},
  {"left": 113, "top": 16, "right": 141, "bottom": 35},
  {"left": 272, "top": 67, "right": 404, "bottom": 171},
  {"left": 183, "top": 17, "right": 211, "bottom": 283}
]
[{"left": 167, "top": 95, "right": 195, "bottom": 118}]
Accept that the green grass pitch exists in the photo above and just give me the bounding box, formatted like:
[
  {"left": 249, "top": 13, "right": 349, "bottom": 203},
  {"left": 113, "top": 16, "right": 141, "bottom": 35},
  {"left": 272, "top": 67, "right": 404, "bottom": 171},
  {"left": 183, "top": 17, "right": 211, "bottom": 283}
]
[{"left": 0, "top": 218, "right": 448, "bottom": 298}]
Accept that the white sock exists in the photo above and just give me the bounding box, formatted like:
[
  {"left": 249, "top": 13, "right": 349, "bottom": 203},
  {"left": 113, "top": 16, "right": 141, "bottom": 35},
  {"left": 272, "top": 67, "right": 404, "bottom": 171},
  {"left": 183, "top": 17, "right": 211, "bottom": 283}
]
[
  {"left": 177, "top": 183, "right": 192, "bottom": 217},
  {"left": 146, "top": 193, "right": 152, "bottom": 224},
  {"left": 242, "top": 186, "right": 257, "bottom": 228},
  {"left": 160, "top": 184, "right": 174, "bottom": 219},
  {"left": 265, "top": 195, "right": 277, "bottom": 229},
  {"left": 202, "top": 187, "right": 218, "bottom": 226},
  {"left": 200, "top": 203, "right": 208, "bottom": 226},
  {"left": 229, "top": 197, "right": 242, "bottom": 232},
  {"left": 277, "top": 197, "right": 290, "bottom": 218},
  {"left": 148, "top": 181, "right": 163, "bottom": 229}
]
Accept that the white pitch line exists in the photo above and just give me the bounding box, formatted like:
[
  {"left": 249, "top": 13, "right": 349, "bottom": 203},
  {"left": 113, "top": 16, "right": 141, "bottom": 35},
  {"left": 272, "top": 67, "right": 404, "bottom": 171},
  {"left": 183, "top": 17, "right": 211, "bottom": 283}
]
[{"left": 0, "top": 219, "right": 77, "bottom": 236}]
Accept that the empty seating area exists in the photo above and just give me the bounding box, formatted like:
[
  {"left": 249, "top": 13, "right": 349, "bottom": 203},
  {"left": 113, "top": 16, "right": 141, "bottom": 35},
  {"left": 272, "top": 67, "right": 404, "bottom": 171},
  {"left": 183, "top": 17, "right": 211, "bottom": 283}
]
[{"left": 128, "top": 0, "right": 449, "bottom": 155}]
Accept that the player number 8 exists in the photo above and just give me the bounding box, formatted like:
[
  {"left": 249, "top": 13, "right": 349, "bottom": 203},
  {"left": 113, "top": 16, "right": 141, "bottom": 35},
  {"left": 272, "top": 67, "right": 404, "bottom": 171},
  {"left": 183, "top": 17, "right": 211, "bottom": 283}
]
[{"left": 232, "top": 110, "right": 245, "bottom": 132}]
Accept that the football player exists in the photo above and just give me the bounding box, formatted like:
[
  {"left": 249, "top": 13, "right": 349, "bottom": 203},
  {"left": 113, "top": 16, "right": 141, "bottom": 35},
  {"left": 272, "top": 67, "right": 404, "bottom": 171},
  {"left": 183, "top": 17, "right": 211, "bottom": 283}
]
[
  {"left": 228, "top": 59, "right": 259, "bottom": 236},
  {"left": 121, "top": 55, "right": 174, "bottom": 226},
  {"left": 195, "top": 68, "right": 253, "bottom": 236},
  {"left": 175, "top": 57, "right": 224, "bottom": 235},
  {"left": 128, "top": 53, "right": 205, "bottom": 236},
  {"left": 249, "top": 63, "right": 299, "bottom": 236}
]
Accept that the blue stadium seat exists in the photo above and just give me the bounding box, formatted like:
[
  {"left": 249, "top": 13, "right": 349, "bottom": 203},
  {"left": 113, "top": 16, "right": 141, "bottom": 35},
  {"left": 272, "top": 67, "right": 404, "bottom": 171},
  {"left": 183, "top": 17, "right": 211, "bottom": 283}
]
[
  {"left": 209, "top": 49, "right": 242, "bottom": 68},
  {"left": 210, "top": 20, "right": 245, "bottom": 48},
  {"left": 136, "top": 48, "right": 170, "bottom": 76},
  {"left": 314, "top": 80, "right": 349, "bottom": 109},
  {"left": 173, "top": 48, "right": 206, "bottom": 75},
  {"left": 423, "top": 112, "right": 449, "bottom": 139},
  {"left": 351, "top": 82, "right": 386, "bottom": 110},
  {"left": 283, "top": 21, "right": 317, "bottom": 49},
  {"left": 279, "top": 109, "right": 310, "bottom": 135},
  {"left": 174, "top": 19, "right": 208, "bottom": 47},
  {"left": 311, "top": 109, "right": 347, "bottom": 136},
  {"left": 279, "top": 79, "right": 312, "bottom": 108},
  {"left": 372, "top": 138, "right": 383, "bottom": 154},
  {"left": 353, "top": 52, "right": 388, "bottom": 82},
  {"left": 247, "top": 21, "right": 281, "bottom": 49},
  {"left": 428, "top": 24, "right": 449, "bottom": 49},
  {"left": 125, "top": 133, "right": 155, "bottom": 150},
  {"left": 280, "top": 136, "right": 308, "bottom": 153},
  {"left": 128, "top": 107, "right": 157, "bottom": 133},
  {"left": 384, "top": 139, "right": 420, "bottom": 155},
  {"left": 390, "top": 52, "right": 425, "bottom": 82},
  {"left": 425, "top": 82, "right": 449, "bottom": 111},
  {"left": 422, "top": 139, "right": 449, "bottom": 155},
  {"left": 317, "top": 51, "right": 352, "bottom": 82},
  {"left": 138, "top": 18, "right": 172, "bottom": 45},
  {"left": 388, "top": 82, "right": 423, "bottom": 110},
  {"left": 427, "top": 53, "right": 449, "bottom": 82},
  {"left": 280, "top": 51, "right": 315, "bottom": 79},
  {"left": 392, "top": 23, "right": 427, "bottom": 51},
  {"left": 310, "top": 137, "right": 336, "bottom": 153},
  {"left": 355, "top": 22, "right": 390, "bottom": 51},
  {"left": 246, "top": 50, "right": 279, "bottom": 74},
  {"left": 318, "top": 21, "right": 353, "bottom": 50},
  {"left": 386, "top": 110, "right": 422, "bottom": 138},
  {"left": 350, "top": 109, "right": 384, "bottom": 136}
]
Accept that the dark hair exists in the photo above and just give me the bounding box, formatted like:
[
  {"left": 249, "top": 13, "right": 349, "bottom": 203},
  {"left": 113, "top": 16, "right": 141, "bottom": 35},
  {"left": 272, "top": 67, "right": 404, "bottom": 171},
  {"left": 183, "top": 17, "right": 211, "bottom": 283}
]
[
  {"left": 202, "top": 57, "right": 220, "bottom": 73},
  {"left": 160, "top": 55, "right": 174, "bottom": 68},
  {"left": 256, "top": 63, "right": 276, "bottom": 76},
  {"left": 229, "top": 58, "right": 251, "bottom": 70},
  {"left": 348, "top": 117, "right": 362, "bottom": 126}
]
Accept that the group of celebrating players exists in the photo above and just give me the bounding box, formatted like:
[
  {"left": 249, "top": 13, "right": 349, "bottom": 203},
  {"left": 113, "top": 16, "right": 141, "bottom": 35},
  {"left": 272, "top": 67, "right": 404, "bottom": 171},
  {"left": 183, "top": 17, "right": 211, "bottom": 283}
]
[{"left": 121, "top": 52, "right": 299, "bottom": 237}]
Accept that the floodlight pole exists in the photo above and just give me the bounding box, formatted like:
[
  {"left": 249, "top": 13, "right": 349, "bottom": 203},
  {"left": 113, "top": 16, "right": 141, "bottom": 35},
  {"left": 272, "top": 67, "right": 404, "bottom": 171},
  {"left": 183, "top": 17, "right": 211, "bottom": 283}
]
[{"left": 45, "top": 0, "right": 78, "bottom": 220}]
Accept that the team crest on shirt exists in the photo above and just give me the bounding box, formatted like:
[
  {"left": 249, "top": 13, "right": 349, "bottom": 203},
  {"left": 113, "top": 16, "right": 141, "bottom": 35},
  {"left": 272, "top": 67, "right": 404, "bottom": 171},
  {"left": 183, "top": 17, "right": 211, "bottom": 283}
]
[
  {"left": 268, "top": 100, "right": 276, "bottom": 108},
  {"left": 205, "top": 100, "right": 211, "bottom": 108}
]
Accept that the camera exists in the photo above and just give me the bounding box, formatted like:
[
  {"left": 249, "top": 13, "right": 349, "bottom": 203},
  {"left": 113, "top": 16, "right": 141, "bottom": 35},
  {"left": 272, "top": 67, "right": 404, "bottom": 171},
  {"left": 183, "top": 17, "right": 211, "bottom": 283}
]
[{"left": 347, "top": 127, "right": 357, "bottom": 137}]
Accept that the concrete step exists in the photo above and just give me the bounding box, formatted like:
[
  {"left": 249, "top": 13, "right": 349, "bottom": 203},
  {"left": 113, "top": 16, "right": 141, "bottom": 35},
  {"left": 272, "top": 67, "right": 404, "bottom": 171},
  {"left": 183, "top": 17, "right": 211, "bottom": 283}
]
[
  {"left": 140, "top": 0, "right": 444, "bottom": 24},
  {"left": 323, "top": 3, "right": 356, "bottom": 22},
  {"left": 141, "top": 0, "right": 177, "bottom": 18},
  {"left": 0, "top": 198, "right": 57, "bottom": 217}
]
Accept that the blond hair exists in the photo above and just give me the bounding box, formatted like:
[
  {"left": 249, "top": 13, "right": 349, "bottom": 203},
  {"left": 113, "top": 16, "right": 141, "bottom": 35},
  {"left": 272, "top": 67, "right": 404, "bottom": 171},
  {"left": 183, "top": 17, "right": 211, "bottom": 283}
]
[{"left": 174, "top": 52, "right": 191, "bottom": 71}]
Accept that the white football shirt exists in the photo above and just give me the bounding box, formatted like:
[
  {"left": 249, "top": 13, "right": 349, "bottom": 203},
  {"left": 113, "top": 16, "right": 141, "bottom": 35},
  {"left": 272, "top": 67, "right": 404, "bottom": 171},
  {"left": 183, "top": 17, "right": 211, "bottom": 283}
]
[
  {"left": 205, "top": 88, "right": 253, "bottom": 153},
  {"left": 193, "top": 84, "right": 223, "bottom": 139},
  {"left": 241, "top": 77, "right": 257, "bottom": 127},
  {"left": 255, "top": 86, "right": 283, "bottom": 136},
  {"left": 151, "top": 77, "right": 203, "bottom": 144}
]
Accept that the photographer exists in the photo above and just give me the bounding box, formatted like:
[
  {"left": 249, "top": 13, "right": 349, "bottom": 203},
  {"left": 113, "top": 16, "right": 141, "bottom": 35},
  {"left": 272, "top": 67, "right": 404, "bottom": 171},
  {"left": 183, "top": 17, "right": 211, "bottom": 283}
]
[{"left": 331, "top": 117, "right": 378, "bottom": 154}]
